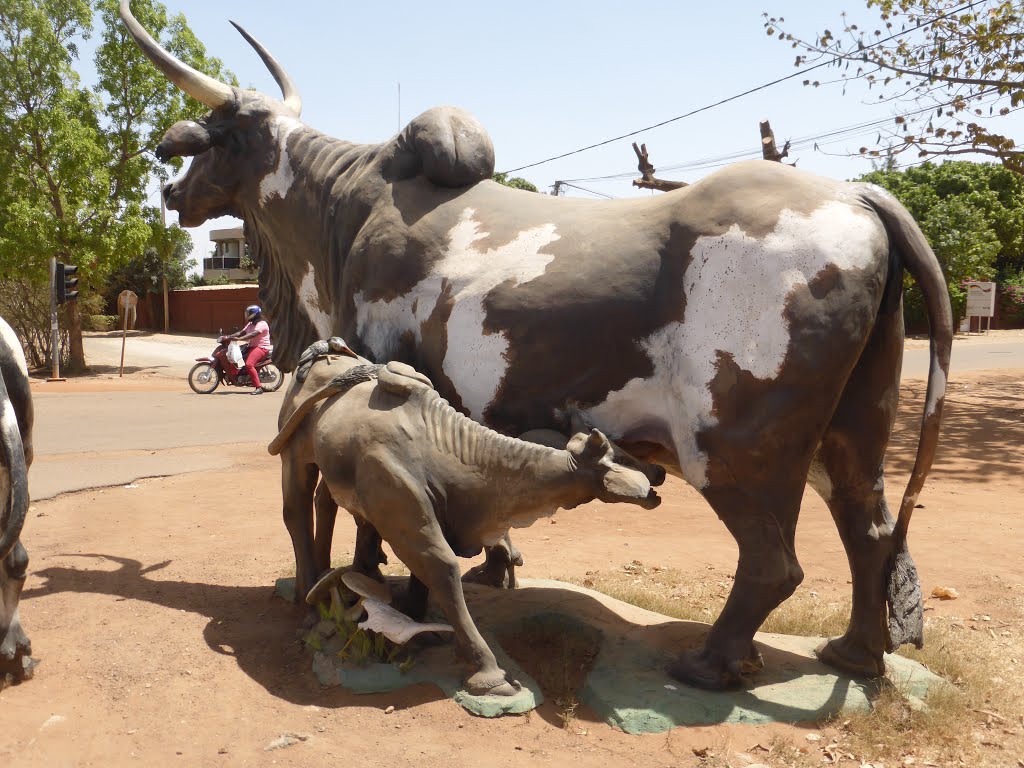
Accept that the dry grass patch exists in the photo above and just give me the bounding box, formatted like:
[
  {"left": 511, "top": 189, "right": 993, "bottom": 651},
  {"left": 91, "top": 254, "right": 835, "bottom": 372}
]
[{"left": 565, "top": 564, "right": 1024, "bottom": 768}]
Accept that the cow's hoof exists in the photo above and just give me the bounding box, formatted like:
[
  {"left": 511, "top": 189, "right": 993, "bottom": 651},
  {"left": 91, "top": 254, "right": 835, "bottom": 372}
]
[
  {"left": 668, "top": 647, "right": 760, "bottom": 690},
  {"left": 465, "top": 671, "right": 519, "bottom": 697},
  {"left": 816, "top": 636, "right": 885, "bottom": 678},
  {"left": 461, "top": 563, "right": 513, "bottom": 589}
]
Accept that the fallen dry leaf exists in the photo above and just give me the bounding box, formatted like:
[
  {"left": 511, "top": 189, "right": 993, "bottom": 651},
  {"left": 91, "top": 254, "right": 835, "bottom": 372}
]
[{"left": 931, "top": 585, "right": 959, "bottom": 600}]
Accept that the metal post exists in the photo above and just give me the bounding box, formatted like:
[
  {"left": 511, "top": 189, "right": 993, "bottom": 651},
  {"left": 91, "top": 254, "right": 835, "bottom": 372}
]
[
  {"left": 161, "top": 194, "right": 170, "bottom": 333},
  {"left": 48, "top": 257, "right": 61, "bottom": 382}
]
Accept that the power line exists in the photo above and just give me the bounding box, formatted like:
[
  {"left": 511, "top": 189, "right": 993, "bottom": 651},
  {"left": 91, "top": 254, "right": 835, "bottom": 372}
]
[
  {"left": 559, "top": 182, "right": 615, "bottom": 199},
  {"left": 501, "top": 0, "right": 986, "bottom": 174},
  {"left": 558, "top": 89, "right": 1003, "bottom": 185}
]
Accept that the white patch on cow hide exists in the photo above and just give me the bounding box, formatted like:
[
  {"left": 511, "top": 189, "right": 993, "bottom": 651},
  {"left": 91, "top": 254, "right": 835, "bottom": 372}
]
[
  {"left": 0, "top": 397, "right": 16, "bottom": 441},
  {"left": 297, "top": 264, "right": 333, "bottom": 337},
  {"left": 585, "top": 201, "right": 882, "bottom": 489},
  {"left": 354, "top": 208, "right": 559, "bottom": 420},
  {"left": 0, "top": 318, "right": 28, "bottom": 377},
  {"left": 925, "top": 365, "right": 946, "bottom": 418},
  {"left": 259, "top": 116, "right": 301, "bottom": 203}
]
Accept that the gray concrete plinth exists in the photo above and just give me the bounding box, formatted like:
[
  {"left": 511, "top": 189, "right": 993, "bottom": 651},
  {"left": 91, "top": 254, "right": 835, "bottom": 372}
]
[{"left": 276, "top": 577, "right": 946, "bottom": 731}]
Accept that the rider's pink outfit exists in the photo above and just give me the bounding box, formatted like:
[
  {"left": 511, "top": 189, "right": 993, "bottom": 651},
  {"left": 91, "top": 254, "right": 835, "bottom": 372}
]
[{"left": 240, "top": 319, "right": 271, "bottom": 388}]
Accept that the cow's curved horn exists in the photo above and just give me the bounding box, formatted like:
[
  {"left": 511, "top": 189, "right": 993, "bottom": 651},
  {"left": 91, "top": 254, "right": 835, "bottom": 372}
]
[
  {"left": 229, "top": 21, "right": 302, "bottom": 117},
  {"left": 119, "top": 0, "right": 234, "bottom": 110}
]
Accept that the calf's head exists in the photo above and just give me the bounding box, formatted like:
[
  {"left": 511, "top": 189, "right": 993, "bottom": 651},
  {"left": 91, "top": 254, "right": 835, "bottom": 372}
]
[{"left": 567, "top": 429, "right": 662, "bottom": 510}]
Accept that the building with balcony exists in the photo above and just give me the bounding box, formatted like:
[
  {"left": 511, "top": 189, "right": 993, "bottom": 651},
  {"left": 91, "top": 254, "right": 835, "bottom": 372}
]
[{"left": 203, "top": 226, "right": 257, "bottom": 282}]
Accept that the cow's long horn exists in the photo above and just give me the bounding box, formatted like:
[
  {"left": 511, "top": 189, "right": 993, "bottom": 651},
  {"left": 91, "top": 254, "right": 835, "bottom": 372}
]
[
  {"left": 229, "top": 21, "right": 302, "bottom": 117},
  {"left": 119, "top": 0, "right": 234, "bottom": 110}
]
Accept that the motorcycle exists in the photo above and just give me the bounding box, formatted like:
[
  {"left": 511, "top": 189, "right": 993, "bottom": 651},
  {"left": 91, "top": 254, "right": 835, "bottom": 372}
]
[{"left": 188, "top": 335, "right": 285, "bottom": 394}]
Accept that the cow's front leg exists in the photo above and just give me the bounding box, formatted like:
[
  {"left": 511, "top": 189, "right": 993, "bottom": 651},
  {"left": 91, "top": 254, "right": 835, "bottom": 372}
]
[
  {"left": 281, "top": 458, "right": 319, "bottom": 604},
  {"left": 670, "top": 485, "right": 804, "bottom": 690},
  {"left": 462, "top": 535, "right": 522, "bottom": 589},
  {"left": 0, "top": 541, "right": 31, "bottom": 678}
]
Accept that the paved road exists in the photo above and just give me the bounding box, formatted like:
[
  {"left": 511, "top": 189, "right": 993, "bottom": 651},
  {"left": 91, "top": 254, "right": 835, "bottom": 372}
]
[
  {"left": 903, "top": 340, "right": 1024, "bottom": 377},
  {"left": 23, "top": 332, "right": 1024, "bottom": 500}
]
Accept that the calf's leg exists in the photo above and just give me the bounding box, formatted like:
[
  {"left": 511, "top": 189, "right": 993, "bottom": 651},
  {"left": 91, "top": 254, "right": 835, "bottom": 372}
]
[
  {"left": 281, "top": 456, "right": 319, "bottom": 603},
  {"left": 354, "top": 457, "right": 517, "bottom": 696}
]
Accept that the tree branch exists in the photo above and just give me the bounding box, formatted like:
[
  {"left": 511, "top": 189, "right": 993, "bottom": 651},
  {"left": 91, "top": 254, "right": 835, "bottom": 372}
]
[{"left": 631, "top": 142, "right": 688, "bottom": 192}]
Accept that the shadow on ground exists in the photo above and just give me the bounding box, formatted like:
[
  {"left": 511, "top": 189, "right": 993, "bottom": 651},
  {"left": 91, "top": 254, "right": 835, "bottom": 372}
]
[
  {"left": 890, "top": 373, "right": 1023, "bottom": 484},
  {"left": 19, "top": 556, "right": 926, "bottom": 731}
]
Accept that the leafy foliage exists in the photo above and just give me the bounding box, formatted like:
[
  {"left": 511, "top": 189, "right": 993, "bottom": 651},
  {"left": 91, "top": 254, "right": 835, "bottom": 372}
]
[
  {"left": 766, "top": 1, "right": 1024, "bottom": 170},
  {"left": 492, "top": 172, "right": 539, "bottom": 192},
  {"left": 0, "top": 0, "right": 232, "bottom": 369},
  {"left": 106, "top": 210, "right": 194, "bottom": 300},
  {"left": 859, "top": 160, "right": 1024, "bottom": 325}
]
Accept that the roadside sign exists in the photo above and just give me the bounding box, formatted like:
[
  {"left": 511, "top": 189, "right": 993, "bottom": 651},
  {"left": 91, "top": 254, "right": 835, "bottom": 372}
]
[
  {"left": 965, "top": 281, "right": 996, "bottom": 334},
  {"left": 117, "top": 290, "right": 139, "bottom": 376}
]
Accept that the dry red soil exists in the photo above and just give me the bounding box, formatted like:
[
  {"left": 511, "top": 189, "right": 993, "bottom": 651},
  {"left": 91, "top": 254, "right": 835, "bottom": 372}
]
[{"left": 2, "top": 369, "right": 1022, "bottom": 767}]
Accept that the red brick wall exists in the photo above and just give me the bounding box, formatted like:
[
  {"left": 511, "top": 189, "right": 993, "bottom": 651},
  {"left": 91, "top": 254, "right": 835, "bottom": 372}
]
[{"left": 136, "top": 286, "right": 260, "bottom": 334}]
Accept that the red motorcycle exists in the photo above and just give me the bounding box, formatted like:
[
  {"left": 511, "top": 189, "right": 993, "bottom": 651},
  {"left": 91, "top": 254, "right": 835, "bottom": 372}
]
[{"left": 188, "top": 335, "right": 285, "bottom": 394}]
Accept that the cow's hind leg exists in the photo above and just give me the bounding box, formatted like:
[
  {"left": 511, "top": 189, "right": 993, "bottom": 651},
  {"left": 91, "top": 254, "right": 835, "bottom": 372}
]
[
  {"left": 670, "top": 483, "right": 805, "bottom": 690},
  {"left": 811, "top": 307, "right": 912, "bottom": 678}
]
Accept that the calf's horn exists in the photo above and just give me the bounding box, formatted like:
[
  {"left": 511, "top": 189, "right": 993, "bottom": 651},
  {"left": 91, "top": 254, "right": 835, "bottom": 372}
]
[
  {"left": 119, "top": 0, "right": 235, "bottom": 110},
  {"left": 230, "top": 22, "right": 302, "bottom": 117}
]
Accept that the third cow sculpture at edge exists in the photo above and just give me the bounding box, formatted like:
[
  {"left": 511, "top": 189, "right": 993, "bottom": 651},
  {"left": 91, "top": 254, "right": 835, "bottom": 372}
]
[
  {"left": 120, "top": 1, "right": 954, "bottom": 690},
  {"left": 269, "top": 345, "right": 661, "bottom": 696}
]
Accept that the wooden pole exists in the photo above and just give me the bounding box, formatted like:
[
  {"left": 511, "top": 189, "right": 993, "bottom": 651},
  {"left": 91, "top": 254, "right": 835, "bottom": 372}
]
[
  {"left": 120, "top": 308, "right": 127, "bottom": 377},
  {"left": 161, "top": 194, "right": 170, "bottom": 333}
]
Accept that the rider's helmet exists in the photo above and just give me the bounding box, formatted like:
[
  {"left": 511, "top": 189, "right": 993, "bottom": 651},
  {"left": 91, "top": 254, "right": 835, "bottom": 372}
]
[{"left": 244, "top": 305, "right": 262, "bottom": 323}]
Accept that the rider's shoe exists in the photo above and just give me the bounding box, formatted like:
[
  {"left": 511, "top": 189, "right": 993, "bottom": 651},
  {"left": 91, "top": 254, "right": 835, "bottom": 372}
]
[{"left": 251, "top": 387, "right": 265, "bottom": 395}]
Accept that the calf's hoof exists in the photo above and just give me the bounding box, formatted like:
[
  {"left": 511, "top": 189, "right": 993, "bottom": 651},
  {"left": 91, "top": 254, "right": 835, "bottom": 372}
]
[
  {"left": 465, "top": 670, "right": 521, "bottom": 697},
  {"left": 816, "top": 636, "right": 885, "bottom": 678},
  {"left": 668, "top": 646, "right": 763, "bottom": 690},
  {"left": 461, "top": 562, "right": 515, "bottom": 589}
]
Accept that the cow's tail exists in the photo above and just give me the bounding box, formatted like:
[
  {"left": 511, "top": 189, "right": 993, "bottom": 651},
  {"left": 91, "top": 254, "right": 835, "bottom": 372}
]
[
  {"left": 268, "top": 364, "right": 383, "bottom": 456},
  {"left": 0, "top": 366, "right": 29, "bottom": 561},
  {"left": 860, "top": 184, "right": 953, "bottom": 651}
]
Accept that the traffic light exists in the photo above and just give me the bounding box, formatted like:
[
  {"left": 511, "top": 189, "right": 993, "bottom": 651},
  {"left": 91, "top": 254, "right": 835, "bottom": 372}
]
[{"left": 56, "top": 262, "right": 79, "bottom": 304}]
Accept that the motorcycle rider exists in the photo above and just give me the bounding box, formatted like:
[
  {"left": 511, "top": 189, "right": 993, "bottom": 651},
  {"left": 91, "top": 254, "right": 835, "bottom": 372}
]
[{"left": 227, "top": 305, "right": 272, "bottom": 394}]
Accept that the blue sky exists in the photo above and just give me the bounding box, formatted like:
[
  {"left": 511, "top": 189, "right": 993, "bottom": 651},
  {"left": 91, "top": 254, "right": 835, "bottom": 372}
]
[{"left": 100, "top": 0, "right": 1024, "bottom": 267}]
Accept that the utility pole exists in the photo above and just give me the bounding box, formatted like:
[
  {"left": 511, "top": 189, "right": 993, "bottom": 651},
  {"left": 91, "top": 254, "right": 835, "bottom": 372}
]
[
  {"left": 161, "top": 193, "right": 169, "bottom": 333},
  {"left": 551, "top": 180, "right": 564, "bottom": 196},
  {"left": 48, "top": 257, "right": 62, "bottom": 382}
]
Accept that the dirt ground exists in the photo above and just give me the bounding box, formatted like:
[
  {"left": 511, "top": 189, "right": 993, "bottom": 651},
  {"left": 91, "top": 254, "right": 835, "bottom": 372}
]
[{"left": 2, "top": 368, "right": 1023, "bottom": 767}]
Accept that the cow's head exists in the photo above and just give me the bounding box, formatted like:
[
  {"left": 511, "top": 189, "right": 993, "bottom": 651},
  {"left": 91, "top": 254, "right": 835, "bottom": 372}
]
[{"left": 120, "top": 0, "right": 302, "bottom": 227}]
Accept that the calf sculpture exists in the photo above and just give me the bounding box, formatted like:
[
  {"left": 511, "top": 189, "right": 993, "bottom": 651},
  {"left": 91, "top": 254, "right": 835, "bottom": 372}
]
[
  {"left": 122, "top": 1, "right": 954, "bottom": 689},
  {"left": 0, "top": 316, "right": 33, "bottom": 684},
  {"left": 269, "top": 351, "right": 660, "bottom": 695}
]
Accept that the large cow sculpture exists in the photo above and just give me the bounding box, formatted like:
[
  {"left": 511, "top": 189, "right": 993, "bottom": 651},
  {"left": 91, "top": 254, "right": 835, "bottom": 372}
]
[
  {"left": 0, "top": 316, "right": 33, "bottom": 685},
  {"left": 121, "top": 1, "right": 953, "bottom": 690}
]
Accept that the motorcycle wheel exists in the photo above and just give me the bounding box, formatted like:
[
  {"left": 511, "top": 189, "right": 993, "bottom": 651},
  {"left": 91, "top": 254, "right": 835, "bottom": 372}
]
[
  {"left": 188, "top": 362, "right": 220, "bottom": 394},
  {"left": 259, "top": 363, "right": 285, "bottom": 392}
]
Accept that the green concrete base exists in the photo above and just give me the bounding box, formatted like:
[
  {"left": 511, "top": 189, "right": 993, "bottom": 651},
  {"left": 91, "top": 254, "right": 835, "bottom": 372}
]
[{"left": 275, "top": 576, "right": 946, "bottom": 731}]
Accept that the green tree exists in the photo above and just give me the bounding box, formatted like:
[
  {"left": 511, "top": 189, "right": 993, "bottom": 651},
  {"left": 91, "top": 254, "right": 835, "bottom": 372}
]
[
  {"left": 0, "top": 0, "right": 231, "bottom": 371},
  {"left": 106, "top": 208, "right": 194, "bottom": 298},
  {"left": 766, "top": 1, "right": 1024, "bottom": 170},
  {"left": 860, "top": 160, "right": 1024, "bottom": 324},
  {"left": 492, "top": 172, "right": 539, "bottom": 193}
]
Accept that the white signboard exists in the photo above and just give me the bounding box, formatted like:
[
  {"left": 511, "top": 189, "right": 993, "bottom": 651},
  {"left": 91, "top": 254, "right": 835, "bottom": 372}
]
[{"left": 965, "top": 281, "right": 996, "bottom": 318}]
